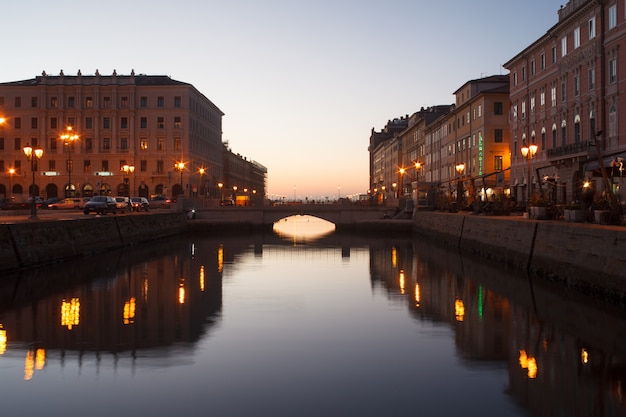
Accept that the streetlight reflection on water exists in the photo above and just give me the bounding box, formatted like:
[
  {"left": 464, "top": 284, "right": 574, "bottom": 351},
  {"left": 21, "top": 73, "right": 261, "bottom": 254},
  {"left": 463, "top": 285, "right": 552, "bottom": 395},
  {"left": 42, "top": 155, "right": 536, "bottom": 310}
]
[{"left": 272, "top": 215, "right": 336, "bottom": 243}]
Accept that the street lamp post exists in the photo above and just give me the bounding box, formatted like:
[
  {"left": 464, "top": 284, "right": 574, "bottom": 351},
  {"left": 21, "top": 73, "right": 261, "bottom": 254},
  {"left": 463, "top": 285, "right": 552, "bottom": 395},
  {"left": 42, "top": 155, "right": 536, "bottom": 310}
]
[
  {"left": 455, "top": 163, "right": 465, "bottom": 211},
  {"left": 520, "top": 143, "right": 538, "bottom": 214},
  {"left": 198, "top": 167, "right": 205, "bottom": 198},
  {"left": 218, "top": 182, "right": 223, "bottom": 203},
  {"left": 175, "top": 162, "right": 185, "bottom": 197},
  {"left": 23, "top": 144, "right": 43, "bottom": 220},
  {"left": 121, "top": 164, "right": 135, "bottom": 197},
  {"left": 60, "top": 126, "right": 79, "bottom": 198},
  {"left": 398, "top": 168, "right": 405, "bottom": 198},
  {"left": 414, "top": 162, "right": 422, "bottom": 209},
  {"left": 8, "top": 168, "right": 15, "bottom": 199}
]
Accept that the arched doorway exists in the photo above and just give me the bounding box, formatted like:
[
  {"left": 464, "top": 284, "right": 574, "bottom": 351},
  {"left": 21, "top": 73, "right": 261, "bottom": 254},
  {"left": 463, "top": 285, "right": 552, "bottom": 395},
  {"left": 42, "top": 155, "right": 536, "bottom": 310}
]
[
  {"left": 0, "top": 184, "right": 5, "bottom": 198},
  {"left": 138, "top": 181, "right": 149, "bottom": 198},
  {"left": 13, "top": 184, "right": 23, "bottom": 198},
  {"left": 45, "top": 183, "right": 59, "bottom": 198},
  {"left": 82, "top": 183, "right": 94, "bottom": 197},
  {"left": 64, "top": 183, "right": 76, "bottom": 198},
  {"left": 28, "top": 184, "right": 41, "bottom": 197},
  {"left": 172, "top": 184, "right": 183, "bottom": 197},
  {"left": 155, "top": 184, "right": 165, "bottom": 196},
  {"left": 100, "top": 183, "right": 112, "bottom": 196}
]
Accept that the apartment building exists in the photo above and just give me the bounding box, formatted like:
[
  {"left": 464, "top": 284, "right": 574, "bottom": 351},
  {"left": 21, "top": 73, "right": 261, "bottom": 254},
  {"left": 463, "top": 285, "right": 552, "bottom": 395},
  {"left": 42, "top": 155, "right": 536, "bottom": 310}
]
[
  {"left": 368, "top": 116, "right": 408, "bottom": 203},
  {"left": 0, "top": 70, "right": 252, "bottom": 202},
  {"left": 369, "top": 75, "right": 510, "bottom": 208},
  {"left": 399, "top": 106, "right": 452, "bottom": 202},
  {"left": 504, "top": 0, "right": 626, "bottom": 205}
]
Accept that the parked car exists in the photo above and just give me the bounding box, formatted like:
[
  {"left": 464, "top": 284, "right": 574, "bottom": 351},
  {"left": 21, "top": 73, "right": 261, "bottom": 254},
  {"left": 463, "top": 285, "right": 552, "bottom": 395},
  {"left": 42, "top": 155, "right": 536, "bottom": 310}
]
[
  {"left": 0, "top": 197, "right": 27, "bottom": 210},
  {"left": 41, "top": 197, "right": 62, "bottom": 209},
  {"left": 83, "top": 196, "right": 117, "bottom": 215},
  {"left": 48, "top": 198, "right": 83, "bottom": 209},
  {"left": 149, "top": 195, "right": 171, "bottom": 209},
  {"left": 130, "top": 197, "right": 150, "bottom": 212},
  {"left": 114, "top": 197, "right": 132, "bottom": 213},
  {"left": 25, "top": 196, "right": 44, "bottom": 208},
  {"left": 79, "top": 197, "right": 91, "bottom": 208}
]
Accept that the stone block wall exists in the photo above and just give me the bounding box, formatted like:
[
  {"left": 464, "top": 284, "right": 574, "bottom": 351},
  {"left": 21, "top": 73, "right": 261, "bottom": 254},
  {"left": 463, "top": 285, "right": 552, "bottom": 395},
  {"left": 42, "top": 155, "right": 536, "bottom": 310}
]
[
  {"left": 0, "top": 212, "right": 187, "bottom": 272},
  {"left": 413, "top": 212, "right": 626, "bottom": 301}
]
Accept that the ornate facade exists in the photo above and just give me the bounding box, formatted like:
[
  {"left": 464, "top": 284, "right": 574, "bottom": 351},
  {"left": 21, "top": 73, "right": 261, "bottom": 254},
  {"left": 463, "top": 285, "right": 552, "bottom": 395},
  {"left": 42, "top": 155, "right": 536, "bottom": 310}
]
[
  {"left": 504, "top": 0, "right": 626, "bottom": 205},
  {"left": 0, "top": 70, "right": 265, "bottom": 204}
]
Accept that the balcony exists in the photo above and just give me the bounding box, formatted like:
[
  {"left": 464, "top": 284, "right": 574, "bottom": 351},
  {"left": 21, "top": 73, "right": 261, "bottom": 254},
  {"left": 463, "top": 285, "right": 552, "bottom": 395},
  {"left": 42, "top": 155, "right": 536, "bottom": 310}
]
[{"left": 547, "top": 141, "right": 592, "bottom": 158}]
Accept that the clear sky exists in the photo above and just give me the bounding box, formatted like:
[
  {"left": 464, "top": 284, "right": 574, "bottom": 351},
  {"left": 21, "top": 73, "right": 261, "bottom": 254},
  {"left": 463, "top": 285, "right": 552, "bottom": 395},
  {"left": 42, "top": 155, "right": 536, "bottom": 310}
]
[{"left": 2, "top": 0, "right": 563, "bottom": 200}]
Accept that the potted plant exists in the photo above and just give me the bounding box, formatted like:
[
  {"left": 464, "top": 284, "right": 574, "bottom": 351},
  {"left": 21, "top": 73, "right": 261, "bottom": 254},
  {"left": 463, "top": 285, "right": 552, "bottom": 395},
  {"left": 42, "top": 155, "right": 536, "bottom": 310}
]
[
  {"left": 564, "top": 201, "right": 583, "bottom": 222},
  {"left": 593, "top": 197, "right": 610, "bottom": 224},
  {"left": 529, "top": 193, "right": 547, "bottom": 219}
]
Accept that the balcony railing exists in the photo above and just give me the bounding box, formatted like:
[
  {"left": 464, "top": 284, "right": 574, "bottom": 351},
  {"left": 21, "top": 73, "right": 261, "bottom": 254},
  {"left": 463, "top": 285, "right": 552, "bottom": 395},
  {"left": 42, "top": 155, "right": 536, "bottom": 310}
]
[{"left": 547, "top": 141, "right": 592, "bottom": 158}]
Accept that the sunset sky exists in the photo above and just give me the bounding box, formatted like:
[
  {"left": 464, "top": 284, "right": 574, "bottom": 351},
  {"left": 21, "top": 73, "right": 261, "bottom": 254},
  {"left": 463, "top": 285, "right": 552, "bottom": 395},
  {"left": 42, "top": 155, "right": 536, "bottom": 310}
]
[{"left": 2, "top": 0, "right": 563, "bottom": 199}]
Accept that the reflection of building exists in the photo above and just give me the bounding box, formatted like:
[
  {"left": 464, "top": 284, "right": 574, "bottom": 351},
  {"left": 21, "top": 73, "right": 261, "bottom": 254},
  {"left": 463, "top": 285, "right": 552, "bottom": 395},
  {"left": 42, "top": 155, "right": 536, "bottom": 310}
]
[
  {"left": 0, "top": 70, "right": 266, "bottom": 202},
  {"left": 0, "top": 237, "right": 224, "bottom": 355}
]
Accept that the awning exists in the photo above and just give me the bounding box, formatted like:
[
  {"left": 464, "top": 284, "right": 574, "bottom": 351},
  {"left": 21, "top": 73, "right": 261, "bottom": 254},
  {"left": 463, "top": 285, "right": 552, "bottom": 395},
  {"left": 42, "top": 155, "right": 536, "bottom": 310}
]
[{"left": 585, "top": 153, "right": 626, "bottom": 177}]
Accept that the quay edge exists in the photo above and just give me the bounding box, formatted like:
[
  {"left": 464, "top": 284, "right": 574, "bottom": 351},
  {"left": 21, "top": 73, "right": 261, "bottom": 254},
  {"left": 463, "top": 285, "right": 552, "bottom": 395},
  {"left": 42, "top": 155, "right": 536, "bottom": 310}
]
[
  {"left": 0, "top": 212, "right": 188, "bottom": 272},
  {"left": 413, "top": 211, "right": 626, "bottom": 304}
]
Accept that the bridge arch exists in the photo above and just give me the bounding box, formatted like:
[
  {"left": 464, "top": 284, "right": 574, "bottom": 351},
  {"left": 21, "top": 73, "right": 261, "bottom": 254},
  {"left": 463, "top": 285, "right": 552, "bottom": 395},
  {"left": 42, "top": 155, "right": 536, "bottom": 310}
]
[{"left": 193, "top": 204, "right": 395, "bottom": 230}]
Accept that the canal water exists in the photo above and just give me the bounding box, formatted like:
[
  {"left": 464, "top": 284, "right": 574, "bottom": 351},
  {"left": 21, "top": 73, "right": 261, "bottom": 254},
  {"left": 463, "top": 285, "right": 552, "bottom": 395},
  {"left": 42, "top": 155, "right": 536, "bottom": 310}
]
[{"left": 1, "top": 215, "right": 625, "bottom": 416}]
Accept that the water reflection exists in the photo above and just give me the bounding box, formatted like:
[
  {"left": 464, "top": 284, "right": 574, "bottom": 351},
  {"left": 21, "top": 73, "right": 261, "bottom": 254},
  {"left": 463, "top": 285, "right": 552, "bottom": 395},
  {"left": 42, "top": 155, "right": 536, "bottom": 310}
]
[
  {"left": 0, "top": 232, "right": 624, "bottom": 416},
  {"left": 273, "top": 214, "right": 336, "bottom": 243}
]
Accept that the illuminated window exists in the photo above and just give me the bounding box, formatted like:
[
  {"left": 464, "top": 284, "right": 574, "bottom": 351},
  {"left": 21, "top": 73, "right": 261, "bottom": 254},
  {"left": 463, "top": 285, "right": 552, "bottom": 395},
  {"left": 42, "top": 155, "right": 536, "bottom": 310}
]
[{"left": 494, "top": 155, "right": 503, "bottom": 171}]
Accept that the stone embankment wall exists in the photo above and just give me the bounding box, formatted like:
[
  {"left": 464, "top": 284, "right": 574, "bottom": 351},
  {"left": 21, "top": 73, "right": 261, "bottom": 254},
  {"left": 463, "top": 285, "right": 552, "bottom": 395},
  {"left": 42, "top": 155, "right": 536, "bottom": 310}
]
[
  {"left": 0, "top": 212, "right": 187, "bottom": 272},
  {"left": 413, "top": 212, "right": 626, "bottom": 302}
]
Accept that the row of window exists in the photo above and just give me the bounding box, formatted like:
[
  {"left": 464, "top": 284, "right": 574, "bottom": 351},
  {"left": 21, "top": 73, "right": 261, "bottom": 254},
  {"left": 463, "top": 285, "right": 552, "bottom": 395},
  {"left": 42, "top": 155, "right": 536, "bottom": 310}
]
[
  {"left": 511, "top": 62, "right": 609, "bottom": 120},
  {"left": 0, "top": 158, "right": 177, "bottom": 174},
  {"left": 512, "top": 2, "right": 625, "bottom": 86},
  {"left": 4, "top": 116, "right": 184, "bottom": 130},
  {"left": 514, "top": 113, "right": 597, "bottom": 155},
  {"left": 3, "top": 95, "right": 183, "bottom": 109},
  {"left": 0, "top": 137, "right": 183, "bottom": 152}
]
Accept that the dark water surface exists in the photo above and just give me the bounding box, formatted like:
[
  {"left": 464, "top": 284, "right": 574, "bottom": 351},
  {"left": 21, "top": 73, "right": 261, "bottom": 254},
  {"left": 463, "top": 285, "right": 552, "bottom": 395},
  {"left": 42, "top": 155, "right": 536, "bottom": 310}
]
[{"left": 1, "top": 220, "right": 625, "bottom": 416}]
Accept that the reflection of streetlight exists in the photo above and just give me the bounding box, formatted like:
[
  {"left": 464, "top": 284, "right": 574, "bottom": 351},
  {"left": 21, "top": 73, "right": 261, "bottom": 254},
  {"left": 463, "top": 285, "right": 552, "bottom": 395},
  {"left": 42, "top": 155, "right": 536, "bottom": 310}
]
[
  {"left": 175, "top": 162, "right": 185, "bottom": 197},
  {"left": 520, "top": 143, "right": 538, "bottom": 213},
  {"left": 121, "top": 164, "right": 135, "bottom": 197},
  {"left": 23, "top": 144, "right": 43, "bottom": 220},
  {"left": 7, "top": 168, "right": 15, "bottom": 198},
  {"left": 455, "top": 163, "right": 465, "bottom": 211},
  {"left": 60, "top": 126, "right": 79, "bottom": 198}
]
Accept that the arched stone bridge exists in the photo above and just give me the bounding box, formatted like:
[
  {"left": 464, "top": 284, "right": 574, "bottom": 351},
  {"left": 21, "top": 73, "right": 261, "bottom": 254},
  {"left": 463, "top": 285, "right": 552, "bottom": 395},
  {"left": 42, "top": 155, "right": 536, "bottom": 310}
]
[{"left": 192, "top": 204, "right": 401, "bottom": 230}]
